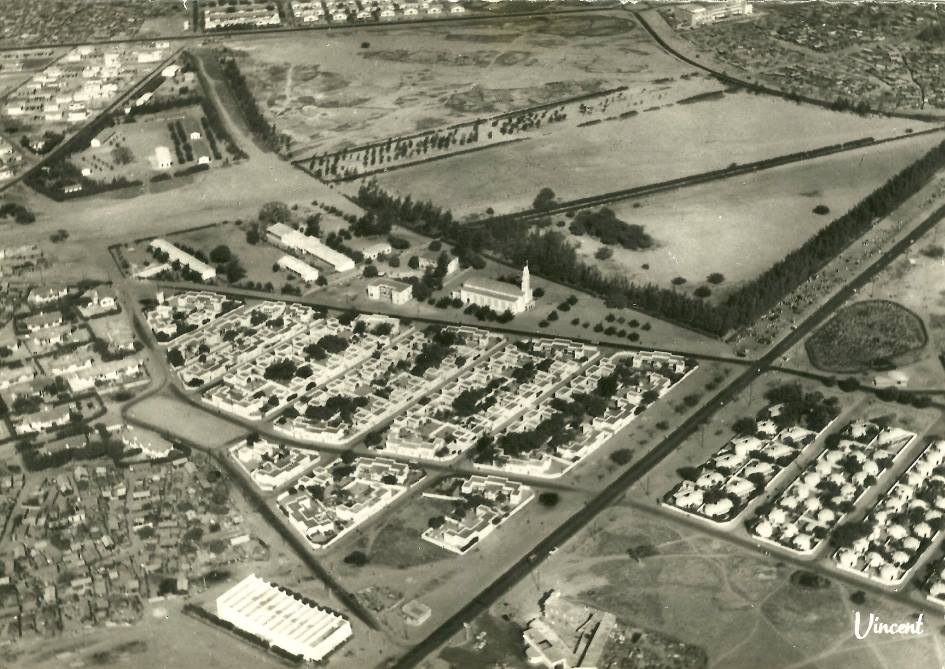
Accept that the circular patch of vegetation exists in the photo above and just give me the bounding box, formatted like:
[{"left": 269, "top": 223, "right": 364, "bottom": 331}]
[
  {"left": 789, "top": 570, "right": 831, "bottom": 590},
  {"left": 813, "top": 204, "right": 831, "bottom": 215},
  {"left": 805, "top": 300, "right": 927, "bottom": 373},
  {"left": 706, "top": 272, "right": 725, "bottom": 284},
  {"left": 538, "top": 492, "right": 560, "bottom": 508}
]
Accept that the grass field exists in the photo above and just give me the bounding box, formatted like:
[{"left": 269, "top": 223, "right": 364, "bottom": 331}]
[
  {"left": 372, "top": 96, "right": 935, "bottom": 218},
  {"left": 567, "top": 132, "right": 945, "bottom": 295},
  {"left": 805, "top": 300, "right": 928, "bottom": 372}
]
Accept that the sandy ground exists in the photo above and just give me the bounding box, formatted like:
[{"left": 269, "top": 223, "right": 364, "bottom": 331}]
[
  {"left": 575, "top": 132, "right": 945, "bottom": 294},
  {"left": 230, "top": 10, "right": 698, "bottom": 159}
]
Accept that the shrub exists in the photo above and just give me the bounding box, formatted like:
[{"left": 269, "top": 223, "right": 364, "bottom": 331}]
[
  {"left": 694, "top": 286, "right": 712, "bottom": 299},
  {"left": 609, "top": 449, "right": 633, "bottom": 465},
  {"left": 537, "top": 492, "right": 560, "bottom": 507},
  {"left": 343, "top": 550, "right": 369, "bottom": 567}
]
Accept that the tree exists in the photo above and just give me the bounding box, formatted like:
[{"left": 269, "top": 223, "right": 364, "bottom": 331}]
[
  {"left": 609, "top": 449, "right": 633, "bottom": 465},
  {"left": 538, "top": 492, "right": 560, "bottom": 508},
  {"left": 210, "top": 245, "right": 232, "bottom": 263},
  {"left": 533, "top": 187, "right": 557, "bottom": 211},
  {"left": 677, "top": 466, "right": 700, "bottom": 481},
  {"left": 427, "top": 515, "right": 445, "bottom": 529},
  {"left": 595, "top": 246, "right": 613, "bottom": 260},
  {"left": 343, "top": 550, "right": 369, "bottom": 567},
  {"left": 829, "top": 520, "right": 873, "bottom": 549},
  {"left": 837, "top": 377, "right": 860, "bottom": 392},
  {"left": 111, "top": 145, "right": 134, "bottom": 165},
  {"left": 408, "top": 255, "right": 420, "bottom": 270},
  {"left": 363, "top": 264, "right": 379, "bottom": 278},
  {"left": 707, "top": 272, "right": 725, "bottom": 284},
  {"left": 259, "top": 201, "right": 290, "bottom": 225},
  {"left": 733, "top": 417, "right": 757, "bottom": 436}
]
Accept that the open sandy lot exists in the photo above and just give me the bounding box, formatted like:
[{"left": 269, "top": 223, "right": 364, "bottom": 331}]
[
  {"left": 470, "top": 496, "right": 945, "bottom": 669},
  {"left": 230, "top": 10, "right": 708, "bottom": 160},
  {"left": 573, "top": 132, "right": 945, "bottom": 295}
]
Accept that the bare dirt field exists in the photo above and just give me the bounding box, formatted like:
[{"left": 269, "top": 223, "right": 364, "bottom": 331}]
[
  {"left": 571, "top": 133, "right": 945, "bottom": 295},
  {"left": 126, "top": 393, "right": 248, "bottom": 448},
  {"left": 230, "top": 10, "right": 711, "bottom": 160},
  {"left": 475, "top": 499, "right": 945, "bottom": 669}
]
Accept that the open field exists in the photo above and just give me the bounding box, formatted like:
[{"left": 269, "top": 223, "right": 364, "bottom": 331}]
[
  {"left": 230, "top": 10, "right": 714, "bottom": 160},
  {"left": 126, "top": 393, "right": 248, "bottom": 448},
  {"left": 563, "top": 133, "right": 945, "bottom": 295},
  {"left": 371, "top": 93, "right": 933, "bottom": 218},
  {"left": 805, "top": 300, "right": 928, "bottom": 373},
  {"left": 474, "top": 498, "right": 945, "bottom": 669}
]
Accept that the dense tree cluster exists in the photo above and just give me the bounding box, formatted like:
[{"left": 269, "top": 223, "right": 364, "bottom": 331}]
[
  {"left": 304, "top": 395, "right": 368, "bottom": 423},
  {"left": 569, "top": 207, "right": 653, "bottom": 250},
  {"left": 0, "top": 203, "right": 35, "bottom": 224}
]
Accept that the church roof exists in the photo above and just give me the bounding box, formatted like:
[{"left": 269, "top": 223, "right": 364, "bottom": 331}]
[{"left": 462, "top": 277, "right": 523, "bottom": 301}]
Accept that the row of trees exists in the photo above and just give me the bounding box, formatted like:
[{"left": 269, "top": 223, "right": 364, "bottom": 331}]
[{"left": 218, "top": 55, "right": 289, "bottom": 154}]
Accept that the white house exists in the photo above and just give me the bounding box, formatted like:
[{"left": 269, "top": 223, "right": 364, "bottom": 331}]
[{"left": 366, "top": 278, "right": 413, "bottom": 305}]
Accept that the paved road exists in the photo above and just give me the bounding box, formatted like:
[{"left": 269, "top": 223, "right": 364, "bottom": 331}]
[
  {"left": 150, "top": 280, "right": 749, "bottom": 367},
  {"left": 390, "top": 200, "right": 945, "bottom": 667}
]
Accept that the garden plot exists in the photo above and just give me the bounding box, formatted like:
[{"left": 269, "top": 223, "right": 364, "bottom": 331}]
[
  {"left": 835, "top": 439, "right": 945, "bottom": 587},
  {"left": 475, "top": 350, "right": 693, "bottom": 478},
  {"left": 746, "top": 420, "right": 916, "bottom": 555},
  {"left": 805, "top": 299, "right": 928, "bottom": 373}
]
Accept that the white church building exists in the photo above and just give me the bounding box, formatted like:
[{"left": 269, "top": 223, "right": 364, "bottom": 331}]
[{"left": 453, "top": 264, "right": 535, "bottom": 315}]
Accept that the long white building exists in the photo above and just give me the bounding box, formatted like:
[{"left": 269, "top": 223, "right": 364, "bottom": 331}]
[
  {"left": 216, "top": 574, "right": 351, "bottom": 662},
  {"left": 268, "top": 223, "right": 355, "bottom": 273},
  {"left": 149, "top": 238, "right": 216, "bottom": 281}
]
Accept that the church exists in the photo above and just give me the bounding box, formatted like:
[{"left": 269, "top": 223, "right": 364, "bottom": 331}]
[{"left": 453, "top": 264, "right": 535, "bottom": 315}]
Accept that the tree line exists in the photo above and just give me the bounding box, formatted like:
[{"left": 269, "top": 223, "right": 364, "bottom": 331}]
[
  {"left": 357, "top": 139, "right": 945, "bottom": 336},
  {"left": 218, "top": 55, "right": 289, "bottom": 154}
]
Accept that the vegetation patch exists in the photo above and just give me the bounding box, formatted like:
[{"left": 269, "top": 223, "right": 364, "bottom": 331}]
[{"left": 805, "top": 300, "right": 927, "bottom": 372}]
